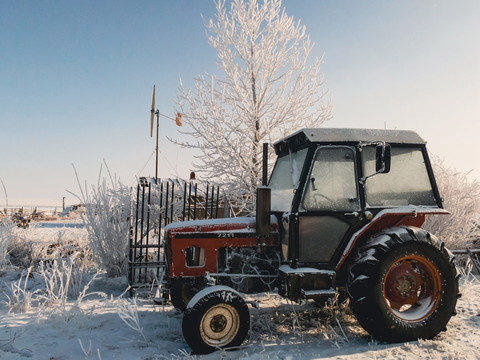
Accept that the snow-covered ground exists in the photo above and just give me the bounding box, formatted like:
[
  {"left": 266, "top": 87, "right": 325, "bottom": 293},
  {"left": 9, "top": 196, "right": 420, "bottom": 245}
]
[{"left": 1, "top": 224, "right": 479, "bottom": 360}]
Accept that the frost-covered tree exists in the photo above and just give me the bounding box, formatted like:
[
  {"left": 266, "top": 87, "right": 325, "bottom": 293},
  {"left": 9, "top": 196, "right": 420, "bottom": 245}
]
[
  {"left": 173, "top": 0, "right": 332, "bottom": 215},
  {"left": 424, "top": 156, "right": 480, "bottom": 249}
]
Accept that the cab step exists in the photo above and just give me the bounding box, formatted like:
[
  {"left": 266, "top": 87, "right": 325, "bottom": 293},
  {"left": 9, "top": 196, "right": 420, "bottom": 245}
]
[{"left": 301, "top": 288, "right": 336, "bottom": 299}]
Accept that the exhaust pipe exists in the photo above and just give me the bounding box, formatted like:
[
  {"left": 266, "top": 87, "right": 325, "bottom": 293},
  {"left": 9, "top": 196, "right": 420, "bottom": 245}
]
[
  {"left": 256, "top": 143, "right": 271, "bottom": 248},
  {"left": 262, "top": 142, "right": 268, "bottom": 186}
]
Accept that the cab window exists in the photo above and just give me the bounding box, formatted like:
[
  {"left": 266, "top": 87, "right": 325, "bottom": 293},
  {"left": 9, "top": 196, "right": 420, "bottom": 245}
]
[{"left": 302, "top": 147, "right": 359, "bottom": 211}]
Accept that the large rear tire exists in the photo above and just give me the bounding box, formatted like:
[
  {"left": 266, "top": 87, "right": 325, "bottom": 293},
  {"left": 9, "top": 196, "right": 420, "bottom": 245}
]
[
  {"left": 347, "top": 226, "right": 459, "bottom": 342},
  {"left": 182, "top": 286, "right": 250, "bottom": 354}
]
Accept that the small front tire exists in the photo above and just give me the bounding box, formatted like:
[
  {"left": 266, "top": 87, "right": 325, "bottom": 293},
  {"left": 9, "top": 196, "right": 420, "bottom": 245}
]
[{"left": 182, "top": 286, "right": 250, "bottom": 354}]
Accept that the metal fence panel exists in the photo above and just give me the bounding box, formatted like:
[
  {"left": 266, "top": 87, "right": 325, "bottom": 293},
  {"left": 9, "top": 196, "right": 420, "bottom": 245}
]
[{"left": 128, "top": 177, "right": 227, "bottom": 291}]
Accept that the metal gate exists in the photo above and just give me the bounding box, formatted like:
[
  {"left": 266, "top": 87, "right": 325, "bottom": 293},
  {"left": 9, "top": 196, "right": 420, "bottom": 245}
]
[
  {"left": 128, "top": 177, "right": 228, "bottom": 292},
  {"left": 452, "top": 248, "right": 480, "bottom": 273}
]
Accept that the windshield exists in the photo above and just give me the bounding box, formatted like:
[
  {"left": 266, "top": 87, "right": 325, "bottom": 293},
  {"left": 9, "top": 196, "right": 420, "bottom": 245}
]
[{"left": 269, "top": 148, "right": 308, "bottom": 211}]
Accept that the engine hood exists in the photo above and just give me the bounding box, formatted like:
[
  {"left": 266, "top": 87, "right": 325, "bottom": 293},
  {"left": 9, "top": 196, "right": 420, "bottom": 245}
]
[{"left": 164, "top": 215, "right": 278, "bottom": 235}]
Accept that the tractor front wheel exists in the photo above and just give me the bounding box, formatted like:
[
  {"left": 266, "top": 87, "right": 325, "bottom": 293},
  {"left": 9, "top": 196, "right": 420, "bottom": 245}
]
[
  {"left": 182, "top": 286, "right": 250, "bottom": 354},
  {"left": 347, "top": 226, "right": 459, "bottom": 342}
]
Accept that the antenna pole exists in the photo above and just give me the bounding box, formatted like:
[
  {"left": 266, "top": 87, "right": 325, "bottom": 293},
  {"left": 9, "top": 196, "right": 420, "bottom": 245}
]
[
  {"left": 150, "top": 84, "right": 181, "bottom": 183},
  {"left": 155, "top": 110, "right": 160, "bottom": 182}
]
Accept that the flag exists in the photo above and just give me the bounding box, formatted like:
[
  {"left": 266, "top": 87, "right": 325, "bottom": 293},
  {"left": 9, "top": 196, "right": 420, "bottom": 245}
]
[
  {"left": 150, "top": 85, "right": 155, "bottom": 137},
  {"left": 175, "top": 112, "right": 183, "bottom": 127}
]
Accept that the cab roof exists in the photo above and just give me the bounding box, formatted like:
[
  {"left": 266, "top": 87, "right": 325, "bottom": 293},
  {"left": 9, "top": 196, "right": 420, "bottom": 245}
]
[{"left": 274, "top": 128, "right": 426, "bottom": 155}]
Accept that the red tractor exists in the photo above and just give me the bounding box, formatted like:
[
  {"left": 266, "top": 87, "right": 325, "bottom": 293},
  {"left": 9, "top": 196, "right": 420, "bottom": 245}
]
[{"left": 159, "top": 128, "right": 459, "bottom": 354}]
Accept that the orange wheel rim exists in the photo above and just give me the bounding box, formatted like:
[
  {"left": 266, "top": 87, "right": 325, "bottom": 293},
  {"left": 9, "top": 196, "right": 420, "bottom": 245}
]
[{"left": 383, "top": 254, "right": 442, "bottom": 322}]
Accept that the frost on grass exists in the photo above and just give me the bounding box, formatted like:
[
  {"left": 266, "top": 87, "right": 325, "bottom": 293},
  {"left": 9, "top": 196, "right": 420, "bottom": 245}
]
[
  {"left": 2, "top": 224, "right": 105, "bottom": 320},
  {"left": 2, "top": 225, "right": 97, "bottom": 314},
  {"left": 248, "top": 292, "right": 361, "bottom": 350},
  {"left": 115, "top": 296, "right": 147, "bottom": 342},
  {"left": 4, "top": 268, "right": 38, "bottom": 313},
  {"left": 78, "top": 339, "right": 101, "bottom": 359},
  {"left": 38, "top": 255, "right": 105, "bottom": 305},
  {"left": 3, "top": 258, "right": 106, "bottom": 324},
  {"left": 458, "top": 259, "right": 480, "bottom": 297}
]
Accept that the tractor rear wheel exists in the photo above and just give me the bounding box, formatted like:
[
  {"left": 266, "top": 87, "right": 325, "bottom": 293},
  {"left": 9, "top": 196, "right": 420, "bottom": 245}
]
[
  {"left": 347, "top": 226, "right": 459, "bottom": 342},
  {"left": 182, "top": 286, "right": 250, "bottom": 354}
]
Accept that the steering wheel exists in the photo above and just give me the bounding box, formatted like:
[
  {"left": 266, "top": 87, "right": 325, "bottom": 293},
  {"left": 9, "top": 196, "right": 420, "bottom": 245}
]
[{"left": 313, "top": 192, "right": 335, "bottom": 205}]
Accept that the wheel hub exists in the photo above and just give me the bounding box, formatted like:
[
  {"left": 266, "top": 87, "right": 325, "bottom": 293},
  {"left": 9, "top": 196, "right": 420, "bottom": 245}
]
[
  {"left": 394, "top": 275, "right": 416, "bottom": 297},
  {"left": 210, "top": 314, "right": 227, "bottom": 333},
  {"left": 200, "top": 303, "right": 241, "bottom": 346}
]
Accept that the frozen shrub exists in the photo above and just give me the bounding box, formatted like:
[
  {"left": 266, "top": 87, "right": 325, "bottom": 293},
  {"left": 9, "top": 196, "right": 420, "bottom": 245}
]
[
  {"left": 4, "top": 226, "right": 90, "bottom": 270},
  {"left": 424, "top": 156, "right": 480, "bottom": 249},
  {"left": 6, "top": 236, "right": 32, "bottom": 268},
  {"left": 0, "top": 218, "right": 15, "bottom": 268},
  {"left": 6, "top": 227, "right": 45, "bottom": 268},
  {"left": 3, "top": 224, "right": 46, "bottom": 269},
  {"left": 44, "top": 229, "right": 93, "bottom": 268},
  {"left": 38, "top": 253, "right": 104, "bottom": 304},
  {"left": 72, "top": 163, "right": 132, "bottom": 277},
  {"left": 39, "top": 256, "right": 87, "bottom": 303}
]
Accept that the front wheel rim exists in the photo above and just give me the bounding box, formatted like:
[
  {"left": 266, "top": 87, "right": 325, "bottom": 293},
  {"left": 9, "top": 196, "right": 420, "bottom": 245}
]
[
  {"left": 383, "top": 254, "right": 442, "bottom": 322},
  {"left": 199, "top": 303, "right": 240, "bottom": 347}
]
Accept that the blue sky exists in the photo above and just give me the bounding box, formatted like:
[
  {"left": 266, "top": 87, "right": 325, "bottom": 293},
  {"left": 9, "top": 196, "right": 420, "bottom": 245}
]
[{"left": 1, "top": 0, "right": 479, "bottom": 207}]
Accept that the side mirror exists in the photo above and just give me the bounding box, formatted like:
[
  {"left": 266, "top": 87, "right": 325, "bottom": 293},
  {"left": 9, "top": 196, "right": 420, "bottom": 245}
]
[{"left": 375, "top": 144, "right": 391, "bottom": 174}]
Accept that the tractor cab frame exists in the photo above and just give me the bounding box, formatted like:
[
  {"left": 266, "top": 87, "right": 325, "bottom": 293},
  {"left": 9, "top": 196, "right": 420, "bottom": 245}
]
[{"left": 160, "top": 128, "right": 457, "bottom": 354}]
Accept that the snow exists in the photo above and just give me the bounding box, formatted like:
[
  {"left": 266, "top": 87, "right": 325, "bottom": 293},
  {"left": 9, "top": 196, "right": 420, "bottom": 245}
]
[
  {"left": 279, "top": 265, "right": 335, "bottom": 276},
  {"left": 164, "top": 217, "right": 259, "bottom": 232},
  {"left": 164, "top": 215, "right": 278, "bottom": 234},
  {"left": 186, "top": 285, "right": 241, "bottom": 310},
  {"left": 1, "top": 224, "right": 480, "bottom": 359}
]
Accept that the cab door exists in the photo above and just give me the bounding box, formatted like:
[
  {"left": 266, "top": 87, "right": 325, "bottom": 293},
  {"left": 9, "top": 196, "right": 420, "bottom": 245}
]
[{"left": 295, "top": 146, "right": 361, "bottom": 265}]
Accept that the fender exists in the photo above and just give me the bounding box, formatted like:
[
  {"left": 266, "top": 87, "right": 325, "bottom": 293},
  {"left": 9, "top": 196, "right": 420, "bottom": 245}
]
[{"left": 335, "top": 207, "right": 450, "bottom": 271}]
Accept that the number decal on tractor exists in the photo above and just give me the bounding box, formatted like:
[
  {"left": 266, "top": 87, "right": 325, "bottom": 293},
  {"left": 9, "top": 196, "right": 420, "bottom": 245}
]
[{"left": 217, "top": 233, "right": 234, "bottom": 238}]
